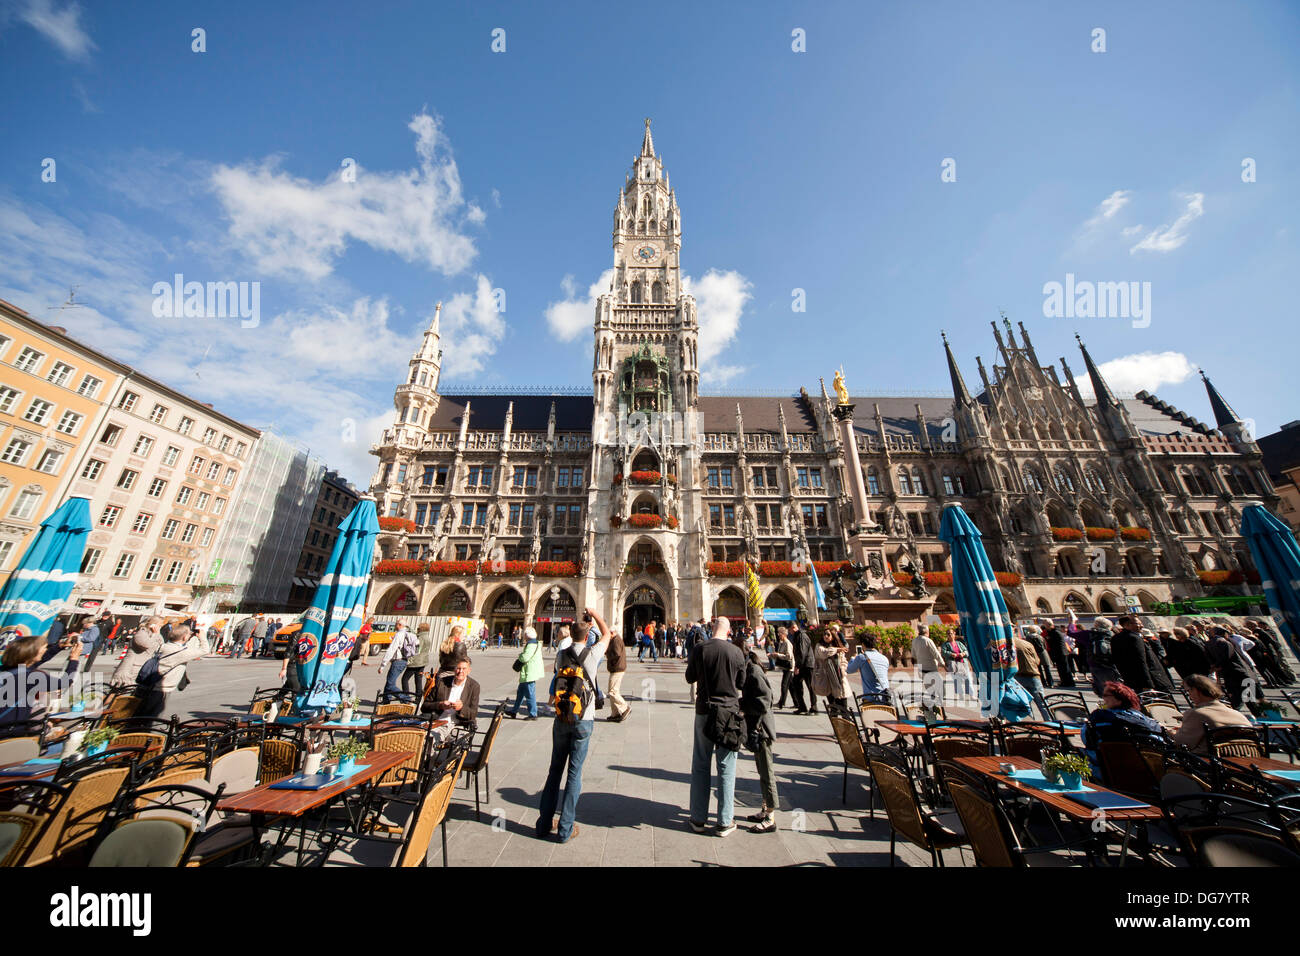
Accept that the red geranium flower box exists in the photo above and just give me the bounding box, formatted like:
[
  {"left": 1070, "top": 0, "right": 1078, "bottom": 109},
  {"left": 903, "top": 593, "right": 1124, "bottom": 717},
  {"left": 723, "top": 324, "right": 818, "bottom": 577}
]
[
  {"left": 628, "top": 514, "right": 663, "bottom": 529},
  {"left": 373, "top": 560, "right": 424, "bottom": 576},
  {"left": 1084, "top": 527, "right": 1116, "bottom": 541},
  {"left": 378, "top": 517, "right": 416, "bottom": 534},
  {"left": 1120, "top": 527, "right": 1152, "bottom": 541},
  {"left": 427, "top": 561, "right": 478, "bottom": 576},
  {"left": 1051, "top": 527, "right": 1084, "bottom": 542}
]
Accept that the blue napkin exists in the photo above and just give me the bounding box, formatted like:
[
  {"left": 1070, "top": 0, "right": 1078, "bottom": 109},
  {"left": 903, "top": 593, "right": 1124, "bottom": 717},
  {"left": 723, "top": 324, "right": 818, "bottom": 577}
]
[
  {"left": 1064, "top": 790, "right": 1152, "bottom": 811},
  {"left": 270, "top": 764, "right": 371, "bottom": 791},
  {"left": 0, "top": 759, "right": 60, "bottom": 776},
  {"left": 1005, "top": 768, "right": 1090, "bottom": 793},
  {"left": 1264, "top": 769, "right": 1300, "bottom": 781}
]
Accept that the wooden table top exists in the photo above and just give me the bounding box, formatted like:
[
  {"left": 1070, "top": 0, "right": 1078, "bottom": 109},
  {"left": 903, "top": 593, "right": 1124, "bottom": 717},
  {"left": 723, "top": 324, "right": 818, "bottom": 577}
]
[
  {"left": 1224, "top": 754, "right": 1300, "bottom": 783},
  {"left": 216, "top": 749, "right": 412, "bottom": 818},
  {"left": 955, "top": 755, "right": 1162, "bottom": 821},
  {"left": 880, "top": 721, "right": 987, "bottom": 737}
]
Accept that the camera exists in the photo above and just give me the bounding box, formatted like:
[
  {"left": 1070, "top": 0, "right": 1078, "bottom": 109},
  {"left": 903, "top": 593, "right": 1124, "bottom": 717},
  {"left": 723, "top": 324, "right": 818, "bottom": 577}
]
[{"left": 581, "top": 611, "right": 593, "bottom": 624}]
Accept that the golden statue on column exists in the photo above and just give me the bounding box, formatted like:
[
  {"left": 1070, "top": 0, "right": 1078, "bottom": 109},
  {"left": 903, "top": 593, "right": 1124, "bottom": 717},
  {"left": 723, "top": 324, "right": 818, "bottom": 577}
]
[{"left": 832, "top": 367, "right": 850, "bottom": 406}]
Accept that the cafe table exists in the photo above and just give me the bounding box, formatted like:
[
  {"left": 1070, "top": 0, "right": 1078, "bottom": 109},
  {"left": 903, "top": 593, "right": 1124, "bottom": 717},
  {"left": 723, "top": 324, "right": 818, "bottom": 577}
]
[
  {"left": 1222, "top": 754, "right": 1300, "bottom": 787},
  {"left": 955, "top": 754, "right": 1162, "bottom": 864},
  {"left": 216, "top": 748, "right": 413, "bottom": 865}
]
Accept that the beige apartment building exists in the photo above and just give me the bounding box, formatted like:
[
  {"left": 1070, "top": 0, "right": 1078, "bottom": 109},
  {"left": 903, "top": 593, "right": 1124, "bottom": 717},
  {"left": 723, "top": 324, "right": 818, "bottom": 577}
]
[{"left": 0, "top": 299, "right": 261, "bottom": 618}]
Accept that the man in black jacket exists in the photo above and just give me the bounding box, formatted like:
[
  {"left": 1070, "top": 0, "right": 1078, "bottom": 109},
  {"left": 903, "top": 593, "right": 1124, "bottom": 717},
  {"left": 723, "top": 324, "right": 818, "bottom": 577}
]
[
  {"left": 685, "top": 616, "right": 746, "bottom": 836},
  {"left": 788, "top": 623, "right": 818, "bottom": 716},
  {"left": 1042, "top": 621, "right": 1074, "bottom": 688},
  {"left": 1113, "top": 615, "right": 1154, "bottom": 692},
  {"left": 1207, "top": 626, "right": 1252, "bottom": 709},
  {"left": 1162, "top": 626, "right": 1213, "bottom": 681}
]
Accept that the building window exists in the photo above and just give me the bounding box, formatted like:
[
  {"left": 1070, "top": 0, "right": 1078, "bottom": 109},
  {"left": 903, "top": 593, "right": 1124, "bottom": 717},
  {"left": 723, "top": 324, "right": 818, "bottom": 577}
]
[
  {"left": 165, "top": 561, "right": 183, "bottom": 583},
  {"left": 200, "top": 528, "right": 213, "bottom": 548},
  {"left": 22, "top": 398, "right": 53, "bottom": 425},
  {"left": 180, "top": 524, "right": 197, "bottom": 543},
  {"left": 224, "top": 467, "right": 236, "bottom": 484},
  {"left": 47, "top": 362, "right": 74, "bottom": 387},
  {"left": 196, "top": 492, "right": 210, "bottom": 510},
  {"left": 202, "top": 427, "right": 217, "bottom": 445},
  {"left": 131, "top": 512, "right": 153, "bottom": 534},
  {"left": 116, "top": 468, "right": 138, "bottom": 491},
  {"left": 707, "top": 467, "right": 720, "bottom": 489},
  {"left": 185, "top": 564, "right": 198, "bottom": 584},
  {"left": 897, "top": 468, "right": 912, "bottom": 495},
  {"left": 1, "top": 438, "right": 31, "bottom": 466},
  {"left": 162, "top": 445, "right": 180, "bottom": 467},
  {"left": 146, "top": 477, "right": 166, "bottom": 498},
  {"left": 206, "top": 462, "right": 220, "bottom": 480},
  {"left": 556, "top": 466, "right": 569, "bottom": 489},
  {"left": 34, "top": 449, "right": 62, "bottom": 474},
  {"left": 0, "top": 387, "right": 18, "bottom": 414},
  {"left": 112, "top": 553, "right": 136, "bottom": 578},
  {"left": 218, "top": 434, "right": 231, "bottom": 452},
  {"left": 81, "top": 458, "right": 105, "bottom": 481},
  {"left": 56, "top": 410, "right": 83, "bottom": 435},
  {"left": 144, "top": 558, "right": 164, "bottom": 582},
  {"left": 149, "top": 404, "right": 168, "bottom": 424},
  {"left": 100, "top": 505, "right": 122, "bottom": 528},
  {"left": 79, "top": 548, "right": 101, "bottom": 575},
  {"left": 13, "top": 347, "right": 44, "bottom": 373},
  {"left": 10, "top": 489, "right": 41, "bottom": 520},
  {"left": 212, "top": 498, "right": 226, "bottom": 516},
  {"left": 77, "top": 375, "right": 103, "bottom": 398},
  {"left": 132, "top": 434, "right": 154, "bottom": 457},
  {"left": 99, "top": 424, "right": 122, "bottom": 446},
  {"left": 233, "top": 441, "right": 247, "bottom": 459},
  {"left": 161, "top": 519, "right": 179, "bottom": 539},
  {"left": 178, "top": 416, "right": 193, "bottom": 436},
  {"left": 117, "top": 391, "right": 139, "bottom": 412},
  {"left": 176, "top": 487, "right": 193, "bottom": 505},
  {"left": 720, "top": 466, "right": 733, "bottom": 489},
  {"left": 189, "top": 455, "right": 205, "bottom": 474}
]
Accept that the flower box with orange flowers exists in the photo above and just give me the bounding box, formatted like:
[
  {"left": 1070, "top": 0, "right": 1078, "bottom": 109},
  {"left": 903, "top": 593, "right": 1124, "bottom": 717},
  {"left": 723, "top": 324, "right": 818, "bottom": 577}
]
[
  {"left": 1084, "top": 527, "right": 1116, "bottom": 541},
  {"left": 479, "top": 560, "right": 532, "bottom": 576},
  {"left": 533, "top": 561, "right": 582, "bottom": 577},
  {"left": 629, "top": 470, "right": 662, "bottom": 485},
  {"left": 994, "top": 572, "right": 1023, "bottom": 587},
  {"left": 1197, "top": 570, "right": 1244, "bottom": 585},
  {"left": 1119, "top": 527, "right": 1152, "bottom": 541},
  {"left": 1051, "top": 527, "right": 1084, "bottom": 542},
  {"left": 426, "top": 561, "right": 479, "bottom": 576},
  {"left": 373, "top": 560, "right": 425, "bottom": 576},
  {"left": 627, "top": 514, "right": 663, "bottom": 529},
  {"left": 378, "top": 517, "right": 416, "bottom": 534},
  {"left": 666, "top": 515, "right": 679, "bottom": 529},
  {"left": 707, "top": 561, "right": 745, "bottom": 578},
  {"left": 812, "top": 561, "right": 850, "bottom": 576}
]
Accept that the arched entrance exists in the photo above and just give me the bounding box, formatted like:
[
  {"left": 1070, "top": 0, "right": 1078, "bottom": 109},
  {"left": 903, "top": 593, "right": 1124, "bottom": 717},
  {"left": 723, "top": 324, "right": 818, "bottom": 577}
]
[
  {"left": 375, "top": 584, "right": 418, "bottom": 615},
  {"left": 427, "top": 584, "right": 471, "bottom": 615},
  {"left": 762, "top": 586, "right": 801, "bottom": 626},
  {"left": 622, "top": 584, "right": 665, "bottom": 643},
  {"left": 712, "top": 586, "right": 747, "bottom": 625},
  {"left": 533, "top": 585, "right": 577, "bottom": 649},
  {"left": 485, "top": 587, "right": 526, "bottom": 642}
]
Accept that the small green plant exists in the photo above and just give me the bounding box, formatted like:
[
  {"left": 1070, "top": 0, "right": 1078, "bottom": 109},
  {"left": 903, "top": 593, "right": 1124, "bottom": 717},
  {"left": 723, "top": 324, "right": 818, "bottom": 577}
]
[
  {"left": 341, "top": 695, "right": 360, "bottom": 710},
  {"left": 84, "top": 727, "right": 119, "bottom": 749},
  {"left": 1043, "top": 751, "right": 1090, "bottom": 778},
  {"left": 327, "top": 739, "right": 369, "bottom": 762}
]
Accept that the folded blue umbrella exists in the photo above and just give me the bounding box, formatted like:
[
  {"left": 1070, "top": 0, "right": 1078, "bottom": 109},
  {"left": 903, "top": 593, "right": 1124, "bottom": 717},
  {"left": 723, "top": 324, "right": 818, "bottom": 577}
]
[
  {"left": 0, "top": 497, "right": 93, "bottom": 638},
  {"left": 1240, "top": 504, "right": 1300, "bottom": 660}
]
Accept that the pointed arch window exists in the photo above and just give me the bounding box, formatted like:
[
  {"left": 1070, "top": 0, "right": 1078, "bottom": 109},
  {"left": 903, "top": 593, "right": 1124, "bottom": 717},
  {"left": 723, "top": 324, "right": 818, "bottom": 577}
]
[
  {"left": 651, "top": 281, "right": 664, "bottom": 304},
  {"left": 1054, "top": 468, "right": 1075, "bottom": 493},
  {"left": 1022, "top": 467, "right": 1044, "bottom": 494},
  {"left": 866, "top": 467, "right": 880, "bottom": 496},
  {"left": 630, "top": 282, "right": 643, "bottom": 304},
  {"left": 911, "top": 468, "right": 927, "bottom": 495},
  {"left": 896, "top": 467, "right": 912, "bottom": 495}
]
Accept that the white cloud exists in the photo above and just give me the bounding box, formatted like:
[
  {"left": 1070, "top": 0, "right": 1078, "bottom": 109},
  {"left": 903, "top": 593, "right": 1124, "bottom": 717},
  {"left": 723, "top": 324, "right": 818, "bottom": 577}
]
[
  {"left": 1130, "top": 193, "right": 1204, "bottom": 254},
  {"left": 1082, "top": 190, "right": 1131, "bottom": 230},
  {"left": 702, "top": 364, "right": 746, "bottom": 386},
  {"left": 544, "top": 270, "right": 611, "bottom": 342},
  {"left": 18, "top": 0, "right": 94, "bottom": 60},
  {"left": 683, "top": 268, "right": 752, "bottom": 368},
  {"left": 1121, "top": 224, "right": 1143, "bottom": 237},
  {"left": 210, "top": 112, "right": 481, "bottom": 280},
  {"left": 438, "top": 275, "right": 505, "bottom": 378},
  {"left": 1077, "top": 350, "right": 1196, "bottom": 398}
]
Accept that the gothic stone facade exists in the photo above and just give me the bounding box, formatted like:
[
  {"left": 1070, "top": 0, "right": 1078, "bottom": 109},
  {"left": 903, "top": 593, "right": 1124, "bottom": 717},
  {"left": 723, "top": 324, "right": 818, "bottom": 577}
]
[{"left": 366, "top": 122, "right": 1277, "bottom": 635}]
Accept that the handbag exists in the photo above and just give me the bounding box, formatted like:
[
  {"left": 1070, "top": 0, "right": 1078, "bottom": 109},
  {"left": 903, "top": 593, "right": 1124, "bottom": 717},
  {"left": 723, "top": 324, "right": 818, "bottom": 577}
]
[
  {"left": 703, "top": 702, "right": 745, "bottom": 752},
  {"left": 512, "top": 658, "right": 523, "bottom": 672}
]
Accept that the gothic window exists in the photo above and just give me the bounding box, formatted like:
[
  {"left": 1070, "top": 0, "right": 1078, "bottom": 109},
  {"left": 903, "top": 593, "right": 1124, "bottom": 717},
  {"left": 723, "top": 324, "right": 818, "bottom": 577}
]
[
  {"left": 1156, "top": 468, "right": 1176, "bottom": 494},
  {"left": 867, "top": 467, "right": 880, "bottom": 495},
  {"left": 1054, "top": 468, "right": 1075, "bottom": 493},
  {"left": 1000, "top": 468, "right": 1013, "bottom": 491},
  {"left": 1171, "top": 511, "right": 1188, "bottom": 535},
  {"left": 630, "top": 282, "right": 643, "bottom": 304},
  {"left": 651, "top": 281, "right": 664, "bottom": 304},
  {"left": 896, "top": 468, "right": 912, "bottom": 495},
  {"left": 1022, "top": 467, "right": 1044, "bottom": 494},
  {"left": 911, "top": 468, "right": 926, "bottom": 495}
]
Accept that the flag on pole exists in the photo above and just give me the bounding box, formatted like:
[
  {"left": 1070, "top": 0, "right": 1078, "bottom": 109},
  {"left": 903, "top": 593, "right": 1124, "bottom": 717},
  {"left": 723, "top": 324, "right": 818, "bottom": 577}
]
[
  {"left": 745, "top": 561, "right": 763, "bottom": 610},
  {"left": 808, "top": 559, "right": 827, "bottom": 611}
]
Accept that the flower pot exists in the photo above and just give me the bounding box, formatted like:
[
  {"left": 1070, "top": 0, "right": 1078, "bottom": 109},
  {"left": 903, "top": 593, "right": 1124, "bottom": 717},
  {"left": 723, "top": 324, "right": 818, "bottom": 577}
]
[
  {"left": 303, "top": 752, "right": 323, "bottom": 776},
  {"left": 340, "top": 707, "right": 354, "bottom": 724},
  {"left": 1059, "top": 770, "right": 1083, "bottom": 790},
  {"left": 264, "top": 703, "right": 280, "bottom": 724},
  {"left": 337, "top": 756, "right": 357, "bottom": 777},
  {"left": 71, "top": 700, "right": 86, "bottom": 714},
  {"left": 1042, "top": 764, "right": 1062, "bottom": 786},
  {"left": 86, "top": 742, "right": 107, "bottom": 757}
]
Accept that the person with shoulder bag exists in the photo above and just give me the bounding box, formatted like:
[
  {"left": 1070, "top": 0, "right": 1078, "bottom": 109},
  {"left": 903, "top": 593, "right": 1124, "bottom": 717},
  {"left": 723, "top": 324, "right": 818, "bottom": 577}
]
[
  {"left": 401, "top": 624, "right": 432, "bottom": 699},
  {"left": 771, "top": 626, "right": 795, "bottom": 709},
  {"left": 739, "top": 642, "right": 779, "bottom": 833},
  {"left": 508, "top": 626, "right": 544, "bottom": 719},
  {"left": 685, "top": 616, "right": 746, "bottom": 837},
  {"left": 137, "top": 624, "right": 207, "bottom": 718}
]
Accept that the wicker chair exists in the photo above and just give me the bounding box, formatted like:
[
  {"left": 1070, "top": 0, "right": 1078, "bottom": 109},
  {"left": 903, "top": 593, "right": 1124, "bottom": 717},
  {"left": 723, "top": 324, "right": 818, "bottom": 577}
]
[
  {"left": 999, "top": 727, "right": 1062, "bottom": 762},
  {"left": 98, "top": 695, "right": 141, "bottom": 725},
  {"left": 0, "top": 736, "right": 40, "bottom": 766},
  {"left": 112, "top": 732, "right": 168, "bottom": 762},
  {"left": 858, "top": 705, "right": 901, "bottom": 747},
  {"left": 89, "top": 819, "right": 195, "bottom": 867},
  {"left": 829, "top": 714, "right": 873, "bottom": 811},
  {"left": 1096, "top": 741, "right": 1161, "bottom": 801},
  {"left": 461, "top": 704, "right": 505, "bottom": 821},
  {"left": 23, "top": 765, "right": 131, "bottom": 866},
  {"left": 375, "top": 702, "right": 416, "bottom": 718},
  {"left": 370, "top": 729, "right": 428, "bottom": 792},
  {"left": 941, "top": 760, "right": 1067, "bottom": 867},
  {"left": 1160, "top": 791, "right": 1285, "bottom": 866},
  {"left": 1207, "top": 726, "right": 1265, "bottom": 760},
  {"left": 0, "top": 811, "right": 44, "bottom": 867},
  {"left": 864, "top": 743, "right": 966, "bottom": 867},
  {"left": 258, "top": 738, "right": 299, "bottom": 785}
]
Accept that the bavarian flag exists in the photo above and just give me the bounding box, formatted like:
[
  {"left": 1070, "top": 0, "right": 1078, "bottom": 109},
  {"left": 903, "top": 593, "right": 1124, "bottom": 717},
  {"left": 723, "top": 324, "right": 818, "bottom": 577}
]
[{"left": 745, "top": 561, "right": 763, "bottom": 610}]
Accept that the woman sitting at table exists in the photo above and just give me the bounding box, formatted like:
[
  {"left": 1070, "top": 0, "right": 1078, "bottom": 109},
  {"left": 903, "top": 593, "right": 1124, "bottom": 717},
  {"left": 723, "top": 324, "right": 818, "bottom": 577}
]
[
  {"left": 1168, "top": 674, "right": 1252, "bottom": 754},
  {"left": 421, "top": 657, "right": 480, "bottom": 733},
  {"left": 1082, "top": 681, "right": 1165, "bottom": 752},
  {"left": 0, "top": 634, "right": 68, "bottom": 724}
]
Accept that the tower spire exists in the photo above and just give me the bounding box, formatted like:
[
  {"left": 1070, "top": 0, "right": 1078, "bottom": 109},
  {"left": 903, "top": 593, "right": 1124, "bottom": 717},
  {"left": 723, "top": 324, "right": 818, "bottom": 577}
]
[
  {"left": 1075, "top": 333, "right": 1117, "bottom": 407},
  {"left": 417, "top": 301, "right": 442, "bottom": 360},
  {"left": 941, "top": 331, "right": 973, "bottom": 405},
  {"left": 1200, "top": 369, "right": 1242, "bottom": 429},
  {"left": 641, "top": 117, "right": 655, "bottom": 157}
]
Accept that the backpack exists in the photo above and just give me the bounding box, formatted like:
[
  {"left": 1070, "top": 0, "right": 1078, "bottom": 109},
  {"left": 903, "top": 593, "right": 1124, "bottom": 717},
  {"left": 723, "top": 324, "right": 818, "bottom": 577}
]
[
  {"left": 553, "top": 646, "right": 596, "bottom": 724},
  {"left": 1091, "top": 630, "right": 1114, "bottom": 667},
  {"left": 136, "top": 650, "right": 164, "bottom": 688},
  {"left": 398, "top": 630, "right": 418, "bottom": 660}
]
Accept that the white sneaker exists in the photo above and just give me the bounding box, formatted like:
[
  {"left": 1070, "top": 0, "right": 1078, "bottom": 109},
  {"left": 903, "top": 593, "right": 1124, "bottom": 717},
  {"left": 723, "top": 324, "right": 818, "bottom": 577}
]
[{"left": 716, "top": 823, "right": 737, "bottom": 838}]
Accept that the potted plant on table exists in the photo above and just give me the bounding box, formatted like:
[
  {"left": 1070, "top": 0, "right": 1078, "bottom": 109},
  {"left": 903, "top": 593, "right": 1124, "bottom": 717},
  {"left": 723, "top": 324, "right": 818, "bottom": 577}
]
[
  {"left": 83, "top": 727, "right": 119, "bottom": 757},
  {"left": 327, "top": 739, "right": 368, "bottom": 777},
  {"left": 1042, "top": 751, "right": 1090, "bottom": 790},
  {"left": 339, "top": 695, "right": 360, "bottom": 724},
  {"left": 303, "top": 732, "right": 327, "bottom": 776}
]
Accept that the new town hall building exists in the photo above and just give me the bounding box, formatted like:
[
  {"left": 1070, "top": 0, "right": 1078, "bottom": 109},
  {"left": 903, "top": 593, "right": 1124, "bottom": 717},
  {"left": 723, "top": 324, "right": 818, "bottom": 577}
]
[{"left": 366, "top": 122, "right": 1276, "bottom": 639}]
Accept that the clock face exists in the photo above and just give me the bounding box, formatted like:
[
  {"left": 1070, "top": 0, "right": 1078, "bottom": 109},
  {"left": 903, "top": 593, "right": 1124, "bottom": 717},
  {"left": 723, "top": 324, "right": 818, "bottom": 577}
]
[{"left": 634, "top": 244, "right": 658, "bottom": 262}]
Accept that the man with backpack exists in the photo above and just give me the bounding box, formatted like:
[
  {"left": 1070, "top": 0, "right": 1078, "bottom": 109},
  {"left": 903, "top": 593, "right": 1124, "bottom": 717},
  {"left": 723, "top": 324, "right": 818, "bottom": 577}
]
[
  {"left": 1087, "top": 617, "right": 1123, "bottom": 695},
  {"left": 537, "top": 608, "right": 610, "bottom": 844},
  {"left": 137, "top": 624, "right": 207, "bottom": 718},
  {"left": 686, "top": 616, "right": 746, "bottom": 836},
  {"left": 379, "top": 623, "right": 417, "bottom": 702}
]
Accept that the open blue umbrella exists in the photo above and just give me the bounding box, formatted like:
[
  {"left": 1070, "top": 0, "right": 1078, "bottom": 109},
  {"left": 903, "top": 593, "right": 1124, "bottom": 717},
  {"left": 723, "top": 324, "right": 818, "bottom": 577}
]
[
  {"left": 0, "top": 497, "right": 93, "bottom": 638},
  {"left": 293, "top": 497, "right": 381, "bottom": 714},
  {"left": 1240, "top": 504, "right": 1300, "bottom": 659},
  {"left": 938, "top": 503, "right": 1033, "bottom": 720}
]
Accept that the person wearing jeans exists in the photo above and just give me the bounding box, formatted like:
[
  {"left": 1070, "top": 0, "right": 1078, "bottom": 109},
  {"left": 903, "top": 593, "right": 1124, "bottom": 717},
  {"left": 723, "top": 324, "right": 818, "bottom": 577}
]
[
  {"left": 380, "top": 626, "right": 411, "bottom": 703},
  {"left": 686, "top": 616, "right": 746, "bottom": 836},
  {"left": 537, "top": 609, "right": 610, "bottom": 843},
  {"left": 508, "top": 626, "right": 544, "bottom": 719}
]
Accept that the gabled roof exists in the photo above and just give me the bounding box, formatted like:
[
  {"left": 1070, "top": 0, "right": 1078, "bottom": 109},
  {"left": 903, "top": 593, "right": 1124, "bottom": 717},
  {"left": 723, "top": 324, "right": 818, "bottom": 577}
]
[{"left": 426, "top": 395, "right": 593, "bottom": 432}]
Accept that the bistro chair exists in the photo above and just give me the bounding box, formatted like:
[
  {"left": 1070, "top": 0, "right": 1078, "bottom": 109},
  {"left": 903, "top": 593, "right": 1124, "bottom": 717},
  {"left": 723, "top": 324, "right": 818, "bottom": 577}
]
[
  {"left": 318, "top": 752, "right": 465, "bottom": 867},
  {"left": 0, "top": 736, "right": 41, "bottom": 767},
  {"left": 89, "top": 781, "right": 224, "bottom": 867},
  {"left": 1159, "top": 791, "right": 1281, "bottom": 866},
  {"left": 370, "top": 728, "right": 429, "bottom": 794},
  {"left": 864, "top": 742, "right": 966, "bottom": 867},
  {"left": 208, "top": 747, "right": 260, "bottom": 797},
  {"left": 246, "top": 687, "right": 283, "bottom": 716},
  {"left": 942, "top": 760, "right": 1071, "bottom": 868},
  {"left": 375, "top": 702, "right": 416, "bottom": 718},
  {"left": 461, "top": 704, "right": 505, "bottom": 821},
  {"left": 999, "top": 725, "right": 1064, "bottom": 762},
  {"left": 0, "top": 811, "right": 44, "bottom": 867},
  {"left": 23, "top": 765, "right": 131, "bottom": 866},
  {"left": 257, "top": 738, "right": 299, "bottom": 785},
  {"left": 112, "top": 731, "right": 168, "bottom": 762},
  {"left": 1043, "top": 692, "right": 1090, "bottom": 724},
  {"left": 828, "top": 714, "right": 874, "bottom": 812},
  {"left": 98, "top": 695, "right": 141, "bottom": 725},
  {"left": 1199, "top": 833, "right": 1300, "bottom": 866},
  {"left": 89, "top": 819, "right": 194, "bottom": 867},
  {"left": 924, "top": 725, "right": 993, "bottom": 805},
  {"left": 858, "top": 705, "right": 901, "bottom": 748},
  {"left": 1207, "top": 726, "right": 1265, "bottom": 761},
  {"left": 1096, "top": 741, "right": 1161, "bottom": 801}
]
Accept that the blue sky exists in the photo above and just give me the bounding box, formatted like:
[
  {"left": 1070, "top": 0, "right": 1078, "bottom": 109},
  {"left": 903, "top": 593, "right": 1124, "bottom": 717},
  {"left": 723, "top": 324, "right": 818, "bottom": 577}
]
[{"left": 1, "top": 0, "right": 1297, "bottom": 485}]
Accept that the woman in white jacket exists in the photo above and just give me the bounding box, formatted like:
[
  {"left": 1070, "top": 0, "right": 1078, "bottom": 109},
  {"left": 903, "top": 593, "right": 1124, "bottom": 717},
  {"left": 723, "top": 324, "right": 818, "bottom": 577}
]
[
  {"left": 139, "top": 624, "right": 208, "bottom": 718},
  {"left": 109, "top": 616, "right": 164, "bottom": 690}
]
